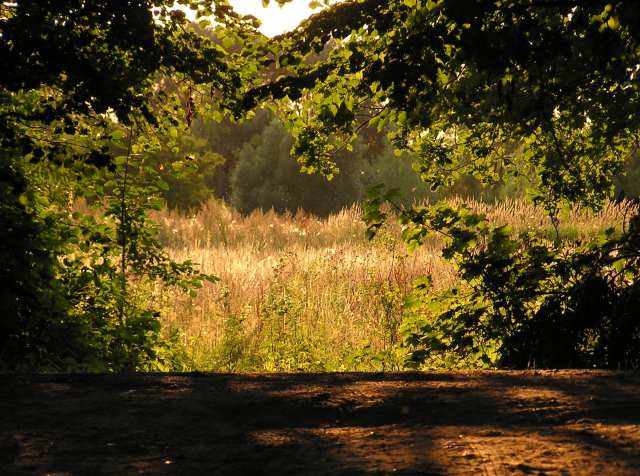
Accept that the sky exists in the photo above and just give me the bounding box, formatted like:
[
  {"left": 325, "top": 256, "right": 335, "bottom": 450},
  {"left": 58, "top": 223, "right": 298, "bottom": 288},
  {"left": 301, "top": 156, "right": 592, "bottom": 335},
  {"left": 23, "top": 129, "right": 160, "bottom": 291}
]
[{"left": 228, "top": 0, "right": 318, "bottom": 37}]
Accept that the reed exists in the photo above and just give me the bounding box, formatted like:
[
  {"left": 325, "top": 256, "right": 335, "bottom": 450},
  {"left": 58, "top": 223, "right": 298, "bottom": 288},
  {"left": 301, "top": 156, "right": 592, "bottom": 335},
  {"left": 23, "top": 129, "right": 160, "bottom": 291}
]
[{"left": 152, "top": 197, "right": 631, "bottom": 371}]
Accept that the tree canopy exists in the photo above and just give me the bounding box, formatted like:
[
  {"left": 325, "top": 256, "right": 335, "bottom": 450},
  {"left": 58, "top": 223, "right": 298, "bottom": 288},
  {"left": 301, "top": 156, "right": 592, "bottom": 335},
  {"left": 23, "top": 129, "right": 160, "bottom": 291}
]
[
  {"left": 233, "top": 0, "right": 640, "bottom": 368},
  {"left": 239, "top": 0, "right": 639, "bottom": 213},
  {"left": 2, "top": 0, "right": 640, "bottom": 370}
]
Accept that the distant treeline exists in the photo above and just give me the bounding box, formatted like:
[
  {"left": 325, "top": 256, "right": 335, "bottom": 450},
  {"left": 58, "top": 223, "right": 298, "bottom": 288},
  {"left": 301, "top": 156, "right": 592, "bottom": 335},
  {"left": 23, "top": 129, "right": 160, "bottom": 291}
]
[{"left": 155, "top": 110, "right": 640, "bottom": 216}]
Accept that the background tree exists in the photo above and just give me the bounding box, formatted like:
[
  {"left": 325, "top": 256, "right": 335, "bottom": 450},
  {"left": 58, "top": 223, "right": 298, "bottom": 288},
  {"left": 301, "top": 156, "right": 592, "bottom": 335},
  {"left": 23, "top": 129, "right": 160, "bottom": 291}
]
[{"left": 232, "top": 118, "right": 365, "bottom": 216}]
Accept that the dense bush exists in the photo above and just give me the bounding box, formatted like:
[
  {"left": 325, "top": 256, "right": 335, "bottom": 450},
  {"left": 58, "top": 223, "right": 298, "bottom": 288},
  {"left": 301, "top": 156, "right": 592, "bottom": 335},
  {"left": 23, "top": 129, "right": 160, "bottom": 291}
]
[
  {"left": 377, "top": 203, "right": 640, "bottom": 369},
  {"left": 1, "top": 117, "right": 216, "bottom": 372},
  {"left": 0, "top": 159, "right": 83, "bottom": 369}
]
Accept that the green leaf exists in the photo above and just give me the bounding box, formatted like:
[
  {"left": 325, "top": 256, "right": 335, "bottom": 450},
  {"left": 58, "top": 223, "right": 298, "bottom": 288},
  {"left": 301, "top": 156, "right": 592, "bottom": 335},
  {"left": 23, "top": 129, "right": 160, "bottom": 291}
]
[
  {"left": 111, "top": 130, "right": 124, "bottom": 142},
  {"left": 222, "top": 35, "right": 235, "bottom": 50},
  {"left": 156, "top": 179, "right": 170, "bottom": 191}
]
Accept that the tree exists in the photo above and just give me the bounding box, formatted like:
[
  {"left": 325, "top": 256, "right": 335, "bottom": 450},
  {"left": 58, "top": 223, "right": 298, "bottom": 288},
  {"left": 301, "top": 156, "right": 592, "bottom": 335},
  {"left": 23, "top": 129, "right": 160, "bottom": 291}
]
[
  {"left": 0, "top": 1, "right": 243, "bottom": 369},
  {"left": 236, "top": 0, "right": 640, "bottom": 368},
  {"left": 231, "top": 117, "right": 367, "bottom": 216},
  {"left": 240, "top": 1, "right": 639, "bottom": 208}
]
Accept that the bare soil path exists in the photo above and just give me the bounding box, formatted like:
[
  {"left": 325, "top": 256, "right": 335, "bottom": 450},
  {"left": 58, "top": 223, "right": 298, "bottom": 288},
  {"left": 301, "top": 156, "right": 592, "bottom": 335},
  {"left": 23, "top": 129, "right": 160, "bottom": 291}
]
[{"left": 1, "top": 371, "right": 639, "bottom": 475}]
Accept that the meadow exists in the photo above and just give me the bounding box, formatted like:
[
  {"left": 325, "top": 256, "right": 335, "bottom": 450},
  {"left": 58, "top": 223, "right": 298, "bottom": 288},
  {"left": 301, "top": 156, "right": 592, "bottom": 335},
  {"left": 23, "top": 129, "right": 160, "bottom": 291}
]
[{"left": 150, "top": 198, "right": 633, "bottom": 372}]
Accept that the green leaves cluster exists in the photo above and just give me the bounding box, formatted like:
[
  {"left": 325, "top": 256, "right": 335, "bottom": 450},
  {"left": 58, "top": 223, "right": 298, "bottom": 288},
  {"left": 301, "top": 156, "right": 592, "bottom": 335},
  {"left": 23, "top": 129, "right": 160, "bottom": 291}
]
[
  {"left": 0, "top": 1, "right": 235, "bottom": 370},
  {"left": 235, "top": 0, "right": 640, "bottom": 369},
  {"left": 237, "top": 0, "right": 640, "bottom": 211},
  {"left": 366, "top": 192, "right": 640, "bottom": 369}
]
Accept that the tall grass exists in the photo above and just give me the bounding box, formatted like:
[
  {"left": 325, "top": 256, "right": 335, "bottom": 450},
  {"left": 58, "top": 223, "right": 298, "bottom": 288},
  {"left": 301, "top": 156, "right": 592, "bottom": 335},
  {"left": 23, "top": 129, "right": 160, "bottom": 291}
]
[{"left": 153, "top": 198, "right": 632, "bottom": 372}]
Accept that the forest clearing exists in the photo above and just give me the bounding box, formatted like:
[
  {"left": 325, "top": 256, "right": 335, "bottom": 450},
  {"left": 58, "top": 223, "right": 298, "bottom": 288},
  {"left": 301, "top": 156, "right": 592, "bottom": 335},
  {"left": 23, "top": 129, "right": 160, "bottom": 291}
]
[
  {"left": 153, "top": 198, "right": 636, "bottom": 372},
  {"left": 3, "top": 0, "right": 640, "bottom": 474}
]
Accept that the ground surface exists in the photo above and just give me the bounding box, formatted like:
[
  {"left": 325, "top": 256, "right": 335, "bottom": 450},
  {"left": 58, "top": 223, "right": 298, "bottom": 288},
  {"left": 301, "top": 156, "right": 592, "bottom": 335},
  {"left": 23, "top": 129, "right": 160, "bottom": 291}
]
[{"left": 1, "top": 371, "right": 639, "bottom": 475}]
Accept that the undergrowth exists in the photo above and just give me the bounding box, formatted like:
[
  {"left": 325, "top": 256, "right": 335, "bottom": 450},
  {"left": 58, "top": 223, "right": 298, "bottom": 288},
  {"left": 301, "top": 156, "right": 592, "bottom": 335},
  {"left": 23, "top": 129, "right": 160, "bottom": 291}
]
[{"left": 148, "top": 197, "right": 631, "bottom": 372}]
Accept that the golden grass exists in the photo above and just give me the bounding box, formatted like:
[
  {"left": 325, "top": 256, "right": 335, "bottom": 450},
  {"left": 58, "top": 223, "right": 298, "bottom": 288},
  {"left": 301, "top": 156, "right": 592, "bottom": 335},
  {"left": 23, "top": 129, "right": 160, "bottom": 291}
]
[{"left": 153, "top": 197, "right": 632, "bottom": 371}]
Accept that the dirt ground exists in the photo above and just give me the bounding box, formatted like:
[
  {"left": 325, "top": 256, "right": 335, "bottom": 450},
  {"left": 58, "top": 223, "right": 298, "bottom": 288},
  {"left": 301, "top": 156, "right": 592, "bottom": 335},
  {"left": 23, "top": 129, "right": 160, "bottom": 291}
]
[{"left": 1, "top": 371, "right": 639, "bottom": 475}]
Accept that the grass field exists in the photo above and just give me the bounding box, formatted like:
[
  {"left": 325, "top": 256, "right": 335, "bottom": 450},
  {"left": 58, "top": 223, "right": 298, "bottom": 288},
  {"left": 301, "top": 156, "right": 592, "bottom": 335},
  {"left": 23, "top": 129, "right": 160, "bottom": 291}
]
[{"left": 153, "top": 198, "right": 632, "bottom": 372}]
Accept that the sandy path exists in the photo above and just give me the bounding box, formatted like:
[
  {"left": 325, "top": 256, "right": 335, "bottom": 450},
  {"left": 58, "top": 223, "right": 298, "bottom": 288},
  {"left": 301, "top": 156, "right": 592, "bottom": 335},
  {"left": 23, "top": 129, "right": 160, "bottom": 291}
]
[{"left": 1, "top": 371, "right": 639, "bottom": 475}]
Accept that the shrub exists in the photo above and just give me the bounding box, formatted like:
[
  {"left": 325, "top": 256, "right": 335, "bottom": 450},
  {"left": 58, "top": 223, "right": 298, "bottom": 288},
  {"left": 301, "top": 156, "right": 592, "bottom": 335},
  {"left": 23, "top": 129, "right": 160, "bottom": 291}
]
[
  {"left": 365, "top": 194, "right": 640, "bottom": 368},
  {"left": 366, "top": 198, "right": 640, "bottom": 369},
  {"left": 0, "top": 159, "right": 85, "bottom": 370}
]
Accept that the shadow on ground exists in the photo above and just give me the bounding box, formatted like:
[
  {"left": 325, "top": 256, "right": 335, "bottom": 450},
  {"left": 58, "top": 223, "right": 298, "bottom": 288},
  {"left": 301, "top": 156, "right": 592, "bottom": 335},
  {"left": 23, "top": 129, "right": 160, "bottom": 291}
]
[{"left": 1, "top": 371, "right": 639, "bottom": 475}]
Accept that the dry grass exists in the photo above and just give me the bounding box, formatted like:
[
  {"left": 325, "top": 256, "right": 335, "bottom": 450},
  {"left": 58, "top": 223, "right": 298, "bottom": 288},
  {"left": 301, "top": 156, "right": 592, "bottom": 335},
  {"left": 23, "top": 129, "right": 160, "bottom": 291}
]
[{"left": 152, "top": 198, "right": 631, "bottom": 371}]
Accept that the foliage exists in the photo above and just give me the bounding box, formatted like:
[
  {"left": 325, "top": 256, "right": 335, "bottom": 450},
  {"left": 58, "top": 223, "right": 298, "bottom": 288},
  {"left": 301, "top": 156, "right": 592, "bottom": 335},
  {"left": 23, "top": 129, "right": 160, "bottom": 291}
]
[
  {"left": 11, "top": 121, "right": 216, "bottom": 371},
  {"left": 365, "top": 199, "right": 640, "bottom": 369},
  {"left": 0, "top": 158, "right": 78, "bottom": 369},
  {"left": 75, "top": 131, "right": 215, "bottom": 371},
  {"left": 238, "top": 0, "right": 640, "bottom": 214},
  {"left": 231, "top": 118, "right": 367, "bottom": 216},
  {"left": 257, "top": 281, "right": 324, "bottom": 372},
  {"left": 0, "top": 1, "right": 237, "bottom": 370},
  {"left": 150, "top": 110, "right": 275, "bottom": 209},
  {"left": 1, "top": 0, "right": 242, "bottom": 120},
  {"left": 189, "top": 111, "right": 275, "bottom": 199},
  {"left": 236, "top": 0, "right": 640, "bottom": 369},
  {"left": 361, "top": 142, "right": 439, "bottom": 206},
  {"left": 153, "top": 128, "right": 225, "bottom": 212}
]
